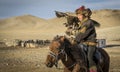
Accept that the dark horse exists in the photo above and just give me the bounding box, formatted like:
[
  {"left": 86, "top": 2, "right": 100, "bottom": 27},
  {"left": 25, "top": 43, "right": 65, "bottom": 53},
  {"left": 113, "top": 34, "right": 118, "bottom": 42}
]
[{"left": 45, "top": 36, "right": 110, "bottom": 72}]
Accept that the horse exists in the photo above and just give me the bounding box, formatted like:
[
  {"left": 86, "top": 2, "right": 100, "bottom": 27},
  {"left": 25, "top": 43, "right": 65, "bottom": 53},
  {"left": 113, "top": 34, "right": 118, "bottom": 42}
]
[{"left": 45, "top": 36, "right": 110, "bottom": 72}]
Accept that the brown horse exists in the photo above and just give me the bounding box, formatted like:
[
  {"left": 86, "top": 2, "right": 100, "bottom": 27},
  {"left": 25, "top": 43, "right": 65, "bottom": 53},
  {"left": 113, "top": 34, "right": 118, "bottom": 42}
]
[{"left": 45, "top": 36, "right": 110, "bottom": 72}]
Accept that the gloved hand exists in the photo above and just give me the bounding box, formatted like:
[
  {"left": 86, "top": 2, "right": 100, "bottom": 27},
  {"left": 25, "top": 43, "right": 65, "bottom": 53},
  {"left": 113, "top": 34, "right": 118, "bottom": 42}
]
[{"left": 71, "top": 30, "right": 76, "bottom": 35}]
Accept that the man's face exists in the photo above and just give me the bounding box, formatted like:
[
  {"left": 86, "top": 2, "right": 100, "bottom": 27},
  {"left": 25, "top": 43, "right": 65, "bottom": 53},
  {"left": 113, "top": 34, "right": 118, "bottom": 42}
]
[{"left": 77, "top": 14, "right": 84, "bottom": 21}]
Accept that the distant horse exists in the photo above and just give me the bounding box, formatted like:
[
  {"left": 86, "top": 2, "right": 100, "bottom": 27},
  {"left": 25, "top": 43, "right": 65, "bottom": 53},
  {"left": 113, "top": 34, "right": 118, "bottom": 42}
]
[{"left": 45, "top": 36, "right": 110, "bottom": 72}]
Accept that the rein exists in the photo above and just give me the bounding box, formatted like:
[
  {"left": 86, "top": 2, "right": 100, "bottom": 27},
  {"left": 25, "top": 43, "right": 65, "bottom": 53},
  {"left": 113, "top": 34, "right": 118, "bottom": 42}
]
[
  {"left": 48, "top": 36, "right": 77, "bottom": 70},
  {"left": 48, "top": 50, "right": 76, "bottom": 69},
  {"left": 48, "top": 48, "right": 68, "bottom": 68},
  {"left": 48, "top": 45, "right": 78, "bottom": 70}
]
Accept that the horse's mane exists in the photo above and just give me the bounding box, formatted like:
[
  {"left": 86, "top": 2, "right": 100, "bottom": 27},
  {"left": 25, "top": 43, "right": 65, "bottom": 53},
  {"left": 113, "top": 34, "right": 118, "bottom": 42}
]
[
  {"left": 64, "top": 38, "right": 74, "bottom": 58},
  {"left": 53, "top": 35, "right": 72, "bottom": 47}
]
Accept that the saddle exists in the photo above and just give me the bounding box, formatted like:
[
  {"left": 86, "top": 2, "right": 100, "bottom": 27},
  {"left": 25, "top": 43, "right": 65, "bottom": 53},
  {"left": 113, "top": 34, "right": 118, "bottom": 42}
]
[{"left": 78, "top": 44, "right": 103, "bottom": 64}]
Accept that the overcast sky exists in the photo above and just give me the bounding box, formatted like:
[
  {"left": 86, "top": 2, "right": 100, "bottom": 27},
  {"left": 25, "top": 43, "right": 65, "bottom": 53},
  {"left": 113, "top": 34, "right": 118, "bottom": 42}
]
[{"left": 0, "top": 0, "right": 120, "bottom": 19}]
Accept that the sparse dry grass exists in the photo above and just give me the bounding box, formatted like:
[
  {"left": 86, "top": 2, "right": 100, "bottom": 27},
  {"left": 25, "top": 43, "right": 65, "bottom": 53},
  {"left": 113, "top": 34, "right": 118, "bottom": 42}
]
[
  {"left": 0, "top": 45, "right": 120, "bottom": 72},
  {"left": 0, "top": 47, "right": 63, "bottom": 72},
  {"left": 104, "top": 47, "right": 120, "bottom": 72}
]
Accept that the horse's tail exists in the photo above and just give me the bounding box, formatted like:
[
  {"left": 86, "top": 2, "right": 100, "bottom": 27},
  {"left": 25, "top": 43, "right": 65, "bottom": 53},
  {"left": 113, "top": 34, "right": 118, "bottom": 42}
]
[{"left": 98, "top": 48, "right": 110, "bottom": 72}]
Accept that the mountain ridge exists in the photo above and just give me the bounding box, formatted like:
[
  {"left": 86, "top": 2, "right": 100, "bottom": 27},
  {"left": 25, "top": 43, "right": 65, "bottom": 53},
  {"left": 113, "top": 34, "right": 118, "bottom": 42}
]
[{"left": 0, "top": 9, "right": 120, "bottom": 40}]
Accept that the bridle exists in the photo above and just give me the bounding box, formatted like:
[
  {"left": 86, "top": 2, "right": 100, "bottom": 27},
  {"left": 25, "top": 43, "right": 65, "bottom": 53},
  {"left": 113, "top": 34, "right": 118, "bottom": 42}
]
[
  {"left": 48, "top": 46, "right": 67, "bottom": 68},
  {"left": 47, "top": 37, "right": 88, "bottom": 72},
  {"left": 48, "top": 41, "right": 76, "bottom": 69}
]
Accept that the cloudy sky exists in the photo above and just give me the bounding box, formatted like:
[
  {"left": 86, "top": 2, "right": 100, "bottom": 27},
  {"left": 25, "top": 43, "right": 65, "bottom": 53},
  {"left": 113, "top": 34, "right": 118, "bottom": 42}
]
[{"left": 0, "top": 0, "right": 120, "bottom": 19}]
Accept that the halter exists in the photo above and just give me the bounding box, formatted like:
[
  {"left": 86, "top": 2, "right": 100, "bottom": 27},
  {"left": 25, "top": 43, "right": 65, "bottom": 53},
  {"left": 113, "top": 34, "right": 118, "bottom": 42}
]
[
  {"left": 47, "top": 37, "right": 77, "bottom": 69},
  {"left": 48, "top": 48, "right": 67, "bottom": 68},
  {"left": 48, "top": 43, "right": 78, "bottom": 70},
  {"left": 49, "top": 49, "right": 77, "bottom": 70}
]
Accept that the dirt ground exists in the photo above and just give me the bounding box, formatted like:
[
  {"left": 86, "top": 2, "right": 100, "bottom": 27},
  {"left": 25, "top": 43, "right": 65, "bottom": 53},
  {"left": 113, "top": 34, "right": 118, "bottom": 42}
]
[{"left": 0, "top": 42, "right": 120, "bottom": 72}]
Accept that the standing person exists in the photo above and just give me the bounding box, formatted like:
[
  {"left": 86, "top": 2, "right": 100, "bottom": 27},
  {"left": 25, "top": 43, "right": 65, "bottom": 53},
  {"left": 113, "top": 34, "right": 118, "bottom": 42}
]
[{"left": 70, "top": 6, "right": 97, "bottom": 72}]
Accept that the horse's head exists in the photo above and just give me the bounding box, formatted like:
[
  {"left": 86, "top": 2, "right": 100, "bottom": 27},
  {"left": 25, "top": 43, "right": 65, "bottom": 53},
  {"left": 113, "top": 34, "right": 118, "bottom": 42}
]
[{"left": 45, "top": 36, "right": 69, "bottom": 68}]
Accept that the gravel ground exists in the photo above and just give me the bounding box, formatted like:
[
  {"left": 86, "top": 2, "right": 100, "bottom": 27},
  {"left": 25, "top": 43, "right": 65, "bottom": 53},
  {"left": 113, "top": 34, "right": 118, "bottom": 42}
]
[{"left": 0, "top": 45, "right": 120, "bottom": 72}]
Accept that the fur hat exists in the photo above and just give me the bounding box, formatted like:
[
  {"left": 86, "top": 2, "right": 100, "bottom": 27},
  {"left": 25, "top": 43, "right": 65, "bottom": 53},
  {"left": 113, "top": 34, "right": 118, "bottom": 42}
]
[{"left": 75, "top": 6, "right": 92, "bottom": 17}]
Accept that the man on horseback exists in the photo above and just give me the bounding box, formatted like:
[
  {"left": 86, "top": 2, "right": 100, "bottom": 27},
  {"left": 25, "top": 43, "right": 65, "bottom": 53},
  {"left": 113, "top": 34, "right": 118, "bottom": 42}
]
[{"left": 69, "top": 6, "right": 97, "bottom": 72}]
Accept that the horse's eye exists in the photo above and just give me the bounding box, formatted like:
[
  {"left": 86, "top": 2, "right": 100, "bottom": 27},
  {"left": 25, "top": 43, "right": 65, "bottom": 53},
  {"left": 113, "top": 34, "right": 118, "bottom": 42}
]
[
  {"left": 56, "top": 48, "right": 59, "bottom": 50},
  {"left": 56, "top": 48, "right": 61, "bottom": 52}
]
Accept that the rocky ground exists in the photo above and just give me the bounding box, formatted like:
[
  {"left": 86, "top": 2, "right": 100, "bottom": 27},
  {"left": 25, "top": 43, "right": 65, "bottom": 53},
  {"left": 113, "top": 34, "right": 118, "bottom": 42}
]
[{"left": 0, "top": 42, "right": 120, "bottom": 72}]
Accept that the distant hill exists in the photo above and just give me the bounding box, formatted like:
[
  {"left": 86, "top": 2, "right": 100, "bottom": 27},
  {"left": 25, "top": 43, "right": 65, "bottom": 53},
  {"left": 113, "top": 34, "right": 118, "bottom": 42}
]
[
  {"left": 55, "top": 9, "right": 120, "bottom": 28},
  {"left": 0, "top": 9, "right": 120, "bottom": 40},
  {"left": 0, "top": 9, "right": 120, "bottom": 30},
  {"left": 0, "top": 15, "right": 48, "bottom": 30},
  {"left": 92, "top": 9, "right": 120, "bottom": 28}
]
